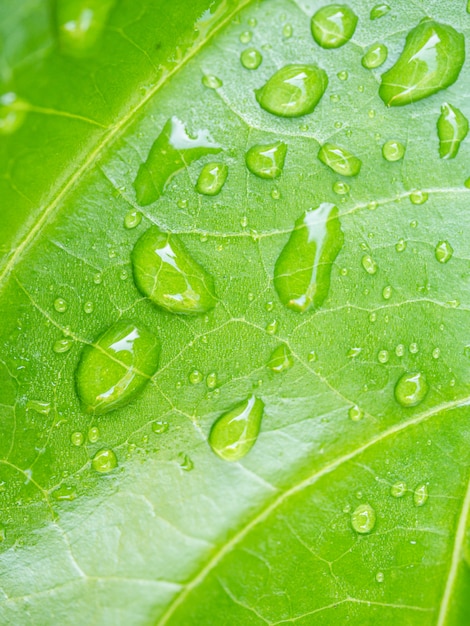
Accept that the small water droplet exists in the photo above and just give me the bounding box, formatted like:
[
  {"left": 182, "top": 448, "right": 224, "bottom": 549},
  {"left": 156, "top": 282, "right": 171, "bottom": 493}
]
[
  {"left": 333, "top": 181, "right": 350, "bottom": 195},
  {"left": 189, "top": 369, "right": 203, "bottom": 385},
  {"left": 391, "top": 481, "right": 407, "bottom": 497},
  {"left": 337, "top": 70, "right": 349, "bottom": 80},
  {"left": 206, "top": 372, "right": 217, "bottom": 389},
  {"left": 71, "top": 431, "right": 84, "bottom": 446},
  {"left": 246, "top": 142, "right": 287, "bottom": 179},
  {"left": 410, "top": 190, "right": 428, "bottom": 205},
  {"left": 318, "top": 143, "right": 362, "bottom": 177},
  {"left": 202, "top": 74, "right": 223, "bottom": 89},
  {"left": 83, "top": 301, "right": 94, "bottom": 314},
  {"left": 375, "top": 572, "right": 385, "bottom": 583},
  {"left": 378, "top": 349, "right": 389, "bottom": 364},
  {"left": 351, "top": 503, "right": 376, "bottom": 534},
  {"left": 382, "top": 285, "right": 392, "bottom": 300},
  {"left": 124, "top": 210, "right": 142, "bottom": 229},
  {"left": 240, "top": 47, "right": 263, "bottom": 70},
  {"left": 55, "top": 0, "right": 115, "bottom": 57},
  {"left": 409, "top": 342, "right": 419, "bottom": 354},
  {"left": 348, "top": 347, "right": 362, "bottom": 358},
  {"left": 26, "top": 400, "right": 51, "bottom": 416},
  {"left": 432, "top": 347, "right": 441, "bottom": 359},
  {"left": 93, "top": 272, "right": 102, "bottom": 284},
  {"left": 370, "top": 3, "right": 391, "bottom": 19},
  {"left": 382, "top": 140, "right": 405, "bottom": 162},
  {"left": 239, "top": 30, "right": 252, "bottom": 43},
  {"left": 152, "top": 421, "right": 169, "bottom": 434},
  {"left": 209, "top": 396, "right": 264, "bottom": 461},
  {"left": 308, "top": 350, "right": 317, "bottom": 362},
  {"left": 178, "top": 453, "right": 193, "bottom": 471},
  {"left": 196, "top": 162, "right": 228, "bottom": 196},
  {"left": 52, "top": 485, "right": 76, "bottom": 501},
  {"left": 0, "top": 92, "right": 27, "bottom": 134},
  {"left": 395, "top": 371, "right": 428, "bottom": 407},
  {"left": 266, "top": 320, "right": 278, "bottom": 335},
  {"left": 268, "top": 344, "right": 294, "bottom": 373},
  {"left": 54, "top": 297, "right": 68, "bottom": 313},
  {"left": 396, "top": 238, "right": 407, "bottom": 252},
  {"left": 413, "top": 483, "right": 428, "bottom": 507},
  {"left": 435, "top": 240, "right": 454, "bottom": 264},
  {"left": 92, "top": 448, "right": 118, "bottom": 473},
  {"left": 53, "top": 337, "right": 73, "bottom": 353},
  {"left": 88, "top": 426, "right": 100, "bottom": 443},
  {"left": 437, "top": 103, "right": 468, "bottom": 159},
  {"left": 349, "top": 405, "right": 364, "bottom": 421},
  {"left": 362, "top": 43, "right": 388, "bottom": 69},
  {"left": 361, "top": 255, "right": 377, "bottom": 275},
  {"left": 395, "top": 344, "right": 405, "bottom": 357},
  {"left": 311, "top": 4, "right": 358, "bottom": 49}
]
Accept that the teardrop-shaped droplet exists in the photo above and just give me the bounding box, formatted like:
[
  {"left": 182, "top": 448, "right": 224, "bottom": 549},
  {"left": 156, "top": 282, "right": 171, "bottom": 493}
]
[
  {"left": 379, "top": 20, "right": 465, "bottom": 106},
  {"left": 132, "top": 225, "right": 217, "bottom": 314},
  {"left": 0, "top": 92, "right": 27, "bottom": 135},
  {"left": 75, "top": 319, "right": 160, "bottom": 414},
  {"left": 55, "top": 0, "right": 115, "bottom": 57},
  {"left": 196, "top": 162, "right": 228, "bottom": 196},
  {"left": 209, "top": 396, "right": 264, "bottom": 461},
  {"left": 92, "top": 448, "right": 118, "bottom": 473},
  {"left": 413, "top": 483, "right": 428, "bottom": 507},
  {"left": 394, "top": 371, "right": 428, "bottom": 407},
  {"left": 267, "top": 344, "right": 294, "bottom": 373},
  {"left": 124, "top": 210, "right": 142, "bottom": 230},
  {"left": 362, "top": 43, "right": 388, "bottom": 69},
  {"left": 240, "top": 48, "right": 263, "bottom": 70},
  {"left": 437, "top": 103, "right": 469, "bottom": 159},
  {"left": 370, "top": 3, "right": 390, "bottom": 20},
  {"left": 246, "top": 142, "right": 287, "bottom": 179},
  {"left": 274, "top": 203, "right": 344, "bottom": 313},
  {"left": 133, "top": 117, "right": 221, "bottom": 206},
  {"left": 351, "top": 503, "right": 376, "bottom": 534},
  {"left": 435, "top": 240, "right": 453, "bottom": 264},
  {"left": 311, "top": 4, "right": 358, "bottom": 49},
  {"left": 382, "top": 140, "right": 405, "bottom": 161},
  {"left": 255, "top": 64, "right": 328, "bottom": 117},
  {"left": 318, "top": 143, "right": 362, "bottom": 177}
]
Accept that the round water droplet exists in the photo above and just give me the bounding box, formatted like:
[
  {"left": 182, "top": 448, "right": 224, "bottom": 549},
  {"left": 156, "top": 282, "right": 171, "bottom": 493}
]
[
  {"left": 391, "top": 481, "right": 407, "bottom": 497},
  {"left": 361, "top": 255, "right": 377, "bottom": 275},
  {"left": 71, "top": 431, "right": 84, "bottom": 446},
  {"left": 202, "top": 74, "right": 222, "bottom": 89},
  {"left": 255, "top": 64, "right": 328, "bottom": 117},
  {"left": 124, "top": 210, "right": 142, "bottom": 229},
  {"left": 152, "top": 421, "right": 169, "bottom": 434},
  {"left": 53, "top": 337, "right": 73, "bottom": 353},
  {"left": 92, "top": 448, "right": 118, "bottom": 473},
  {"left": 362, "top": 43, "right": 388, "bottom": 69},
  {"left": 351, "top": 503, "right": 376, "bottom": 534},
  {"left": 54, "top": 297, "right": 68, "bottom": 313},
  {"left": 196, "top": 162, "right": 228, "bottom": 196},
  {"left": 246, "top": 142, "right": 287, "bottom": 179},
  {"left": 395, "top": 371, "right": 428, "bottom": 407},
  {"left": 396, "top": 238, "right": 407, "bottom": 252},
  {"left": 410, "top": 190, "right": 428, "bottom": 205},
  {"left": 239, "top": 30, "right": 252, "bottom": 43},
  {"left": 311, "top": 4, "right": 358, "bottom": 49},
  {"left": 370, "top": 3, "right": 391, "bottom": 19},
  {"left": 337, "top": 70, "right": 349, "bottom": 81},
  {"left": 83, "top": 301, "right": 94, "bottom": 314},
  {"left": 318, "top": 143, "right": 362, "bottom": 177},
  {"left": 435, "top": 240, "right": 453, "bottom": 263},
  {"left": 437, "top": 103, "right": 469, "bottom": 159},
  {"left": 88, "top": 426, "right": 100, "bottom": 443},
  {"left": 93, "top": 272, "right": 102, "bottom": 284},
  {"left": 333, "top": 181, "right": 350, "bottom": 195},
  {"left": 268, "top": 344, "right": 294, "bottom": 373},
  {"left": 413, "top": 483, "right": 428, "bottom": 507},
  {"left": 189, "top": 370, "right": 203, "bottom": 385},
  {"left": 378, "top": 349, "right": 389, "bottom": 364},
  {"left": 349, "top": 405, "right": 364, "bottom": 421},
  {"left": 375, "top": 572, "right": 385, "bottom": 583},
  {"left": 240, "top": 47, "right": 263, "bottom": 70},
  {"left": 0, "top": 92, "right": 27, "bottom": 134},
  {"left": 382, "top": 140, "right": 405, "bottom": 162},
  {"left": 209, "top": 396, "right": 264, "bottom": 461},
  {"left": 409, "top": 342, "right": 419, "bottom": 354}
]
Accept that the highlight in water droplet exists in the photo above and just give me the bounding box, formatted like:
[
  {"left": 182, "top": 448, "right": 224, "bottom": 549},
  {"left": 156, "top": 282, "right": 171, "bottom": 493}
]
[
  {"left": 209, "top": 396, "right": 264, "bottom": 461},
  {"left": 311, "top": 4, "right": 358, "bottom": 49}
]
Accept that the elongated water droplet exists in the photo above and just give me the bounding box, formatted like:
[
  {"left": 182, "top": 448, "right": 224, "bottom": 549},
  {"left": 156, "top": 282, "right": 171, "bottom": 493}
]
[
  {"left": 382, "top": 140, "right": 405, "bottom": 161},
  {"left": 437, "top": 103, "right": 469, "bottom": 159},
  {"left": 75, "top": 319, "right": 160, "bottom": 414},
  {"left": 282, "top": 23, "right": 293, "bottom": 39},
  {"left": 152, "top": 421, "right": 168, "bottom": 434},
  {"left": 255, "top": 64, "right": 328, "bottom": 117},
  {"left": 382, "top": 285, "right": 392, "bottom": 299},
  {"left": 361, "top": 255, "right": 377, "bottom": 275},
  {"left": 71, "top": 431, "right": 84, "bottom": 446},
  {"left": 435, "top": 240, "right": 453, "bottom": 263},
  {"left": 53, "top": 338, "right": 73, "bottom": 353},
  {"left": 206, "top": 372, "right": 217, "bottom": 389},
  {"left": 410, "top": 190, "right": 428, "bottom": 205},
  {"left": 391, "top": 481, "right": 407, "bottom": 497},
  {"left": 351, "top": 503, "right": 376, "bottom": 534},
  {"left": 246, "top": 142, "right": 287, "bottom": 179},
  {"left": 124, "top": 210, "right": 142, "bottom": 230},
  {"left": 92, "top": 448, "right": 117, "bottom": 473},
  {"left": 318, "top": 143, "right": 362, "bottom": 176},
  {"left": 202, "top": 74, "right": 222, "bottom": 89},
  {"left": 133, "top": 117, "right": 221, "bottom": 206},
  {"left": 55, "top": 0, "right": 115, "bottom": 57},
  {"left": 240, "top": 47, "right": 263, "bottom": 69},
  {"left": 311, "top": 4, "right": 358, "bottom": 49},
  {"left": 26, "top": 400, "right": 51, "bottom": 416},
  {"left": 274, "top": 203, "right": 343, "bottom": 313},
  {"left": 379, "top": 20, "right": 465, "bottom": 106},
  {"left": 362, "top": 43, "right": 388, "bottom": 69},
  {"left": 268, "top": 344, "right": 294, "bottom": 373},
  {"left": 196, "top": 162, "right": 228, "bottom": 196},
  {"left": 209, "top": 396, "right": 264, "bottom": 462},
  {"left": 132, "top": 225, "right": 216, "bottom": 314},
  {"left": 395, "top": 371, "right": 428, "bottom": 407},
  {"left": 413, "top": 483, "right": 428, "bottom": 507},
  {"left": 0, "top": 92, "right": 27, "bottom": 135},
  {"left": 88, "top": 426, "right": 99, "bottom": 442},
  {"left": 52, "top": 485, "right": 76, "bottom": 501},
  {"left": 370, "top": 3, "right": 390, "bottom": 20}
]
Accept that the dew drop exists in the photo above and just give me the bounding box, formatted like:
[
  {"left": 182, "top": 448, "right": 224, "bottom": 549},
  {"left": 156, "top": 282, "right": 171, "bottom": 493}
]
[
  {"left": 206, "top": 372, "right": 217, "bottom": 389},
  {"left": 318, "top": 143, "right": 362, "bottom": 177},
  {"left": 71, "top": 431, "right": 84, "bottom": 446},
  {"left": 55, "top": 0, "right": 115, "bottom": 57},
  {"left": 378, "top": 349, "right": 389, "bottom": 364},
  {"left": 255, "top": 64, "right": 328, "bottom": 117},
  {"left": 351, "top": 503, "right": 376, "bottom": 534},
  {"left": 437, "top": 103, "right": 468, "bottom": 159},
  {"left": 240, "top": 47, "right": 263, "bottom": 70},
  {"left": 93, "top": 272, "right": 102, "bottom": 284},
  {"left": 395, "top": 344, "right": 405, "bottom": 357},
  {"left": 333, "top": 181, "right": 350, "bottom": 195},
  {"left": 361, "top": 255, "right": 377, "bottom": 275},
  {"left": 435, "top": 240, "right": 454, "bottom": 264},
  {"left": 53, "top": 337, "right": 73, "bottom": 353},
  {"left": 432, "top": 347, "right": 441, "bottom": 359},
  {"left": 382, "top": 285, "right": 392, "bottom": 300},
  {"left": 379, "top": 20, "right": 465, "bottom": 106},
  {"left": 189, "top": 369, "right": 203, "bottom": 385},
  {"left": 274, "top": 203, "right": 344, "bottom": 312},
  {"left": 239, "top": 30, "right": 252, "bottom": 43},
  {"left": 337, "top": 70, "right": 349, "bottom": 81},
  {"left": 375, "top": 572, "right": 385, "bottom": 583},
  {"left": 26, "top": 400, "right": 51, "bottom": 416},
  {"left": 246, "top": 142, "right": 287, "bottom": 179},
  {"left": 52, "top": 485, "right": 76, "bottom": 501},
  {"left": 268, "top": 344, "right": 294, "bottom": 373},
  {"left": 391, "top": 481, "right": 407, "bottom": 497},
  {"left": 311, "top": 4, "right": 358, "bottom": 49},
  {"left": 349, "top": 405, "right": 364, "bottom": 421},
  {"left": 83, "top": 301, "right": 94, "bottom": 314},
  {"left": 370, "top": 3, "right": 391, "bottom": 19},
  {"left": 362, "top": 43, "right": 388, "bottom": 69},
  {"left": 266, "top": 320, "right": 278, "bottom": 335},
  {"left": 410, "top": 190, "right": 428, "bottom": 205},
  {"left": 152, "top": 421, "right": 168, "bottom": 434},
  {"left": 54, "top": 297, "right": 68, "bottom": 313},
  {"left": 202, "top": 74, "right": 222, "bottom": 89},
  {"left": 382, "top": 140, "right": 405, "bottom": 162},
  {"left": 396, "top": 238, "right": 407, "bottom": 252},
  {"left": 282, "top": 23, "right": 293, "bottom": 38},
  {"left": 409, "top": 342, "right": 419, "bottom": 354},
  {"left": 413, "top": 483, "right": 428, "bottom": 507},
  {"left": 0, "top": 92, "right": 27, "bottom": 134},
  {"left": 92, "top": 448, "right": 118, "bottom": 473},
  {"left": 394, "top": 371, "right": 428, "bottom": 407},
  {"left": 124, "top": 210, "right": 142, "bottom": 230},
  {"left": 308, "top": 350, "right": 317, "bottom": 362},
  {"left": 196, "top": 162, "right": 228, "bottom": 196},
  {"left": 88, "top": 426, "right": 100, "bottom": 443},
  {"left": 209, "top": 396, "right": 264, "bottom": 461}
]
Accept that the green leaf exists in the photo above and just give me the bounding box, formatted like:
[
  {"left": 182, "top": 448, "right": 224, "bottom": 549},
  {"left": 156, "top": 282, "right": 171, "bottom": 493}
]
[{"left": 1, "top": 1, "right": 470, "bottom": 624}]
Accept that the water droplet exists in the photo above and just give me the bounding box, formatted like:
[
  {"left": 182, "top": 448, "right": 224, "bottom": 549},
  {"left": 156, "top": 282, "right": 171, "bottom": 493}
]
[
  {"left": 54, "top": 297, "right": 68, "bottom": 313},
  {"left": 333, "top": 181, "right": 350, "bottom": 195},
  {"left": 202, "top": 74, "right": 222, "bottom": 89},
  {"left": 370, "top": 3, "right": 391, "bottom": 19},
  {"left": 409, "top": 342, "right": 419, "bottom": 354},
  {"left": 206, "top": 372, "right": 217, "bottom": 389},
  {"left": 209, "top": 396, "right": 264, "bottom": 462},
  {"left": 436, "top": 240, "right": 456, "bottom": 265},
  {"left": 88, "top": 426, "right": 100, "bottom": 443},
  {"left": 361, "top": 255, "right": 377, "bottom": 275},
  {"left": 349, "top": 405, "right": 364, "bottom": 421},
  {"left": 152, "top": 421, "right": 168, "bottom": 434},
  {"left": 255, "top": 64, "right": 328, "bottom": 117},
  {"left": 395, "top": 372, "right": 428, "bottom": 407},
  {"left": 413, "top": 483, "right": 428, "bottom": 507},
  {"left": 378, "top": 349, "right": 389, "bottom": 364},
  {"left": 196, "top": 162, "right": 228, "bottom": 196},
  {"left": 55, "top": 0, "right": 115, "bottom": 57},
  {"left": 26, "top": 400, "right": 51, "bottom": 416},
  {"left": 308, "top": 350, "right": 317, "bottom": 362},
  {"left": 0, "top": 92, "right": 27, "bottom": 134},
  {"left": 410, "top": 190, "right": 428, "bottom": 205},
  {"left": 268, "top": 344, "right": 294, "bottom": 373},
  {"left": 133, "top": 117, "right": 221, "bottom": 206},
  {"left": 76, "top": 320, "right": 160, "bottom": 415},
  {"left": 395, "top": 344, "right": 405, "bottom": 357},
  {"left": 351, "top": 503, "right": 376, "bottom": 534},
  {"left": 282, "top": 23, "right": 293, "bottom": 38},
  {"left": 337, "top": 70, "right": 349, "bottom": 80},
  {"left": 132, "top": 225, "right": 217, "bottom": 314},
  {"left": 375, "top": 572, "right": 385, "bottom": 583},
  {"left": 246, "top": 142, "right": 287, "bottom": 179},
  {"left": 382, "top": 140, "right": 405, "bottom": 162},
  {"left": 52, "top": 485, "right": 76, "bottom": 501},
  {"left": 53, "top": 337, "right": 73, "bottom": 353},
  {"left": 189, "top": 369, "right": 203, "bottom": 385},
  {"left": 92, "top": 448, "right": 118, "bottom": 473},
  {"left": 432, "top": 347, "right": 441, "bottom": 359},
  {"left": 437, "top": 102, "right": 469, "bottom": 159},
  {"left": 71, "top": 431, "right": 84, "bottom": 446},
  {"left": 318, "top": 143, "right": 362, "bottom": 177},
  {"left": 396, "top": 238, "right": 407, "bottom": 252},
  {"left": 311, "top": 4, "right": 358, "bottom": 49},
  {"left": 93, "top": 272, "right": 102, "bottom": 284},
  {"left": 124, "top": 210, "right": 142, "bottom": 229},
  {"left": 239, "top": 30, "right": 252, "bottom": 43},
  {"left": 83, "top": 301, "right": 94, "bottom": 314},
  {"left": 348, "top": 347, "right": 362, "bottom": 358},
  {"left": 379, "top": 20, "right": 465, "bottom": 106},
  {"left": 274, "top": 203, "right": 344, "bottom": 312},
  {"left": 382, "top": 285, "right": 392, "bottom": 300},
  {"left": 391, "top": 481, "right": 407, "bottom": 497},
  {"left": 240, "top": 47, "right": 263, "bottom": 70},
  {"left": 265, "top": 320, "right": 278, "bottom": 335},
  {"left": 362, "top": 43, "right": 388, "bottom": 69}
]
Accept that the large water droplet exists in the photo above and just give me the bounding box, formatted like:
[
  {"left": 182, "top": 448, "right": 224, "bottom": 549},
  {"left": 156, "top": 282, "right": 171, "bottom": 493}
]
[
  {"left": 196, "top": 162, "right": 228, "bottom": 196},
  {"left": 351, "top": 503, "right": 376, "bottom": 534},
  {"left": 240, "top": 47, "right": 263, "bottom": 69},
  {"left": 268, "top": 344, "right": 294, "bottom": 373},
  {"left": 370, "top": 3, "right": 391, "bottom": 20},
  {"left": 413, "top": 483, "right": 428, "bottom": 507},
  {"left": 379, "top": 20, "right": 465, "bottom": 106},
  {"left": 75, "top": 319, "right": 160, "bottom": 414},
  {"left": 0, "top": 92, "right": 27, "bottom": 135},
  {"left": 133, "top": 117, "right": 221, "bottom": 206},
  {"left": 274, "top": 203, "right": 344, "bottom": 313},
  {"left": 435, "top": 240, "right": 453, "bottom": 263},
  {"left": 132, "top": 225, "right": 217, "bottom": 314},
  {"left": 437, "top": 103, "right": 469, "bottom": 159},
  {"left": 209, "top": 396, "right": 264, "bottom": 461},
  {"left": 55, "top": 0, "right": 115, "bottom": 57},
  {"left": 394, "top": 371, "right": 428, "bottom": 407},
  {"left": 362, "top": 43, "right": 388, "bottom": 69},
  {"left": 92, "top": 448, "right": 118, "bottom": 473},
  {"left": 311, "top": 4, "right": 358, "bottom": 49},
  {"left": 318, "top": 143, "right": 362, "bottom": 176},
  {"left": 246, "top": 142, "right": 287, "bottom": 179},
  {"left": 255, "top": 64, "right": 328, "bottom": 117},
  {"left": 382, "top": 140, "right": 405, "bottom": 161}
]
